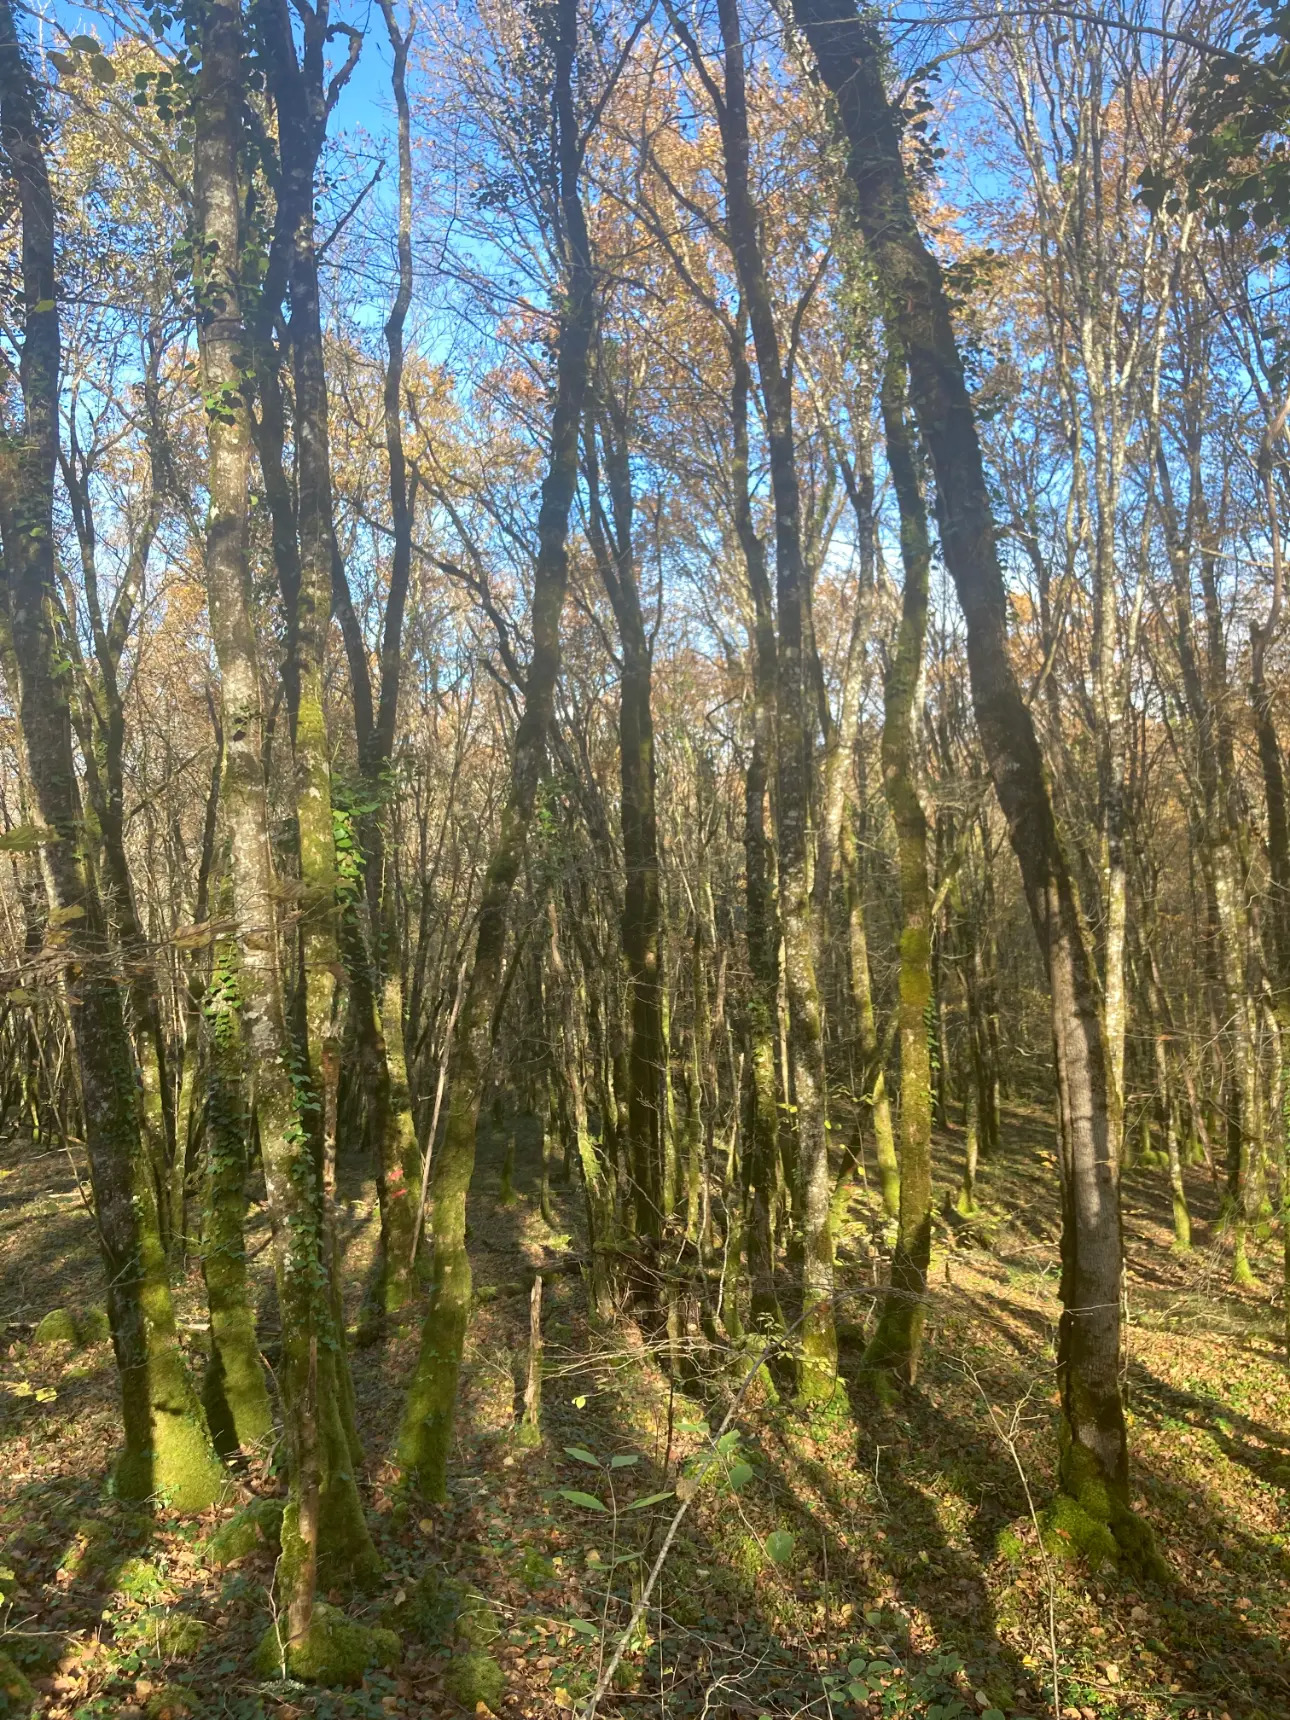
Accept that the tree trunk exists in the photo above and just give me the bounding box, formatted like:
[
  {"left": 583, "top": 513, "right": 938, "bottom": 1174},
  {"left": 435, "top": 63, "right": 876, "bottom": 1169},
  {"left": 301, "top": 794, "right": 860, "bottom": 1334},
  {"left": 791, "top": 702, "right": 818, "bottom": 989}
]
[
  {"left": 863, "top": 354, "right": 933, "bottom": 1385},
  {"left": 396, "top": 0, "right": 595, "bottom": 1499},
  {"left": 793, "top": 0, "right": 1146, "bottom": 1556},
  {"left": 342, "top": 0, "right": 424, "bottom": 1321},
  {"left": 730, "top": 329, "right": 782, "bottom": 1336},
  {"left": 586, "top": 371, "right": 665, "bottom": 1255},
  {"left": 202, "top": 931, "right": 276, "bottom": 1457},
  {"left": 61, "top": 389, "right": 178, "bottom": 1257},
  {"left": 0, "top": 0, "right": 224, "bottom": 1517},
  {"left": 193, "top": 0, "right": 376, "bottom": 1654},
  {"left": 841, "top": 802, "right": 898, "bottom": 1216},
  {"left": 711, "top": 0, "right": 835, "bottom": 1400}
]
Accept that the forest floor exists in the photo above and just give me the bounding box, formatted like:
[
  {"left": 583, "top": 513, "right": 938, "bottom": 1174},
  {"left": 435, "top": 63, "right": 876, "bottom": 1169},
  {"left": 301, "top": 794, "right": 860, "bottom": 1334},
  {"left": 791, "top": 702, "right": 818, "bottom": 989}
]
[{"left": 1, "top": 1103, "right": 1288, "bottom": 1720}]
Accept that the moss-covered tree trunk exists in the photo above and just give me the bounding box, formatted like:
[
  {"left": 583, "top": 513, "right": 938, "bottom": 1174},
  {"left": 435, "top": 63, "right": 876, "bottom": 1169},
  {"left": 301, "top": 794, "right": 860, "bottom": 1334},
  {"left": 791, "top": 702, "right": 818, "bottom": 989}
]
[
  {"left": 729, "top": 330, "right": 782, "bottom": 1338},
  {"left": 564, "top": 958, "right": 616, "bottom": 1318},
  {"left": 1157, "top": 439, "right": 1261, "bottom": 1281},
  {"left": 585, "top": 363, "right": 665, "bottom": 1257},
  {"left": 794, "top": 0, "right": 1145, "bottom": 1552},
  {"left": 863, "top": 354, "right": 933, "bottom": 1385},
  {"left": 202, "top": 933, "right": 276, "bottom": 1457},
  {"left": 959, "top": 1081, "right": 980, "bottom": 1217},
  {"left": 396, "top": 0, "right": 595, "bottom": 1500},
  {"left": 259, "top": 0, "right": 348, "bottom": 1215},
  {"left": 0, "top": 0, "right": 224, "bottom": 1517},
  {"left": 840, "top": 809, "right": 899, "bottom": 1216},
  {"left": 254, "top": 1, "right": 380, "bottom": 1581},
  {"left": 706, "top": 0, "right": 835, "bottom": 1395},
  {"left": 193, "top": 0, "right": 376, "bottom": 1656},
  {"left": 60, "top": 395, "right": 179, "bottom": 1256},
  {"left": 176, "top": 731, "right": 226, "bottom": 1263},
  {"left": 1136, "top": 902, "right": 1191, "bottom": 1250},
  {"left": 1252, "top": 438, "right": 1290, "bottom": 1342},
  {"left": 335, "top": 0, "right": 424, "bottom": 1323},
  {"left": 812, "top": 424, "right": 898, "bottom": 1221}
]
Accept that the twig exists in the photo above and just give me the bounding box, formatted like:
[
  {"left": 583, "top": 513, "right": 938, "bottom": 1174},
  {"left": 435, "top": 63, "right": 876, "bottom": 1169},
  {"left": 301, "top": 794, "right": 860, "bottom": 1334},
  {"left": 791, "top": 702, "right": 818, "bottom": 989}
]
[
  {"left": 581, "top": 1302, "right": 830, "bottom": 1718},
  {"left": 959, "top": 1364, "right": 1060, "bottom": 1720}
]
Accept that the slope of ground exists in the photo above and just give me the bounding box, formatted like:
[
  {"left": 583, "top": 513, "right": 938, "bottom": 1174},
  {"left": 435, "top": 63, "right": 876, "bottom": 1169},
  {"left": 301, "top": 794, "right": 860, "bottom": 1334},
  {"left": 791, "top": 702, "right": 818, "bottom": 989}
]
[{"left": 0, "top": 1105, "right": 1286, "bottom": 1720}]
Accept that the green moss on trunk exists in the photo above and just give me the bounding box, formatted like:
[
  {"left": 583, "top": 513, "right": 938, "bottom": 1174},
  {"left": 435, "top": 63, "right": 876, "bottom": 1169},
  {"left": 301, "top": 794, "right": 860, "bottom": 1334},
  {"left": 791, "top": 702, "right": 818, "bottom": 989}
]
[
  {"left": 112, "top": 1144, "right": 227, "bottom": 1514},
  {"left": 396, "top": 1087, "right": 473, "bottom": 1500},
  {"left": 863, "top": 352, "right": 934, "bottom": 1389},
  {"left": 201, "top": 941, "right": 275, "bottom": 1458},
  {"left": 253, "top": 1602, "right": 399, "bottom": 1686}
]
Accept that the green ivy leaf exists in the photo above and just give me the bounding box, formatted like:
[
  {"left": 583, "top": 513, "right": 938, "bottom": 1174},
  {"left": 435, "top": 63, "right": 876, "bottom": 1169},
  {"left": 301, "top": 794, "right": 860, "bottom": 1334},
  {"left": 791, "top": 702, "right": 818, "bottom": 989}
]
[
  {"left": 728, "top": 1462, "right": 754, "bottom": 1491},
  {"left": 765, "top": 1530, "right": 794, "bottom": 1564}
]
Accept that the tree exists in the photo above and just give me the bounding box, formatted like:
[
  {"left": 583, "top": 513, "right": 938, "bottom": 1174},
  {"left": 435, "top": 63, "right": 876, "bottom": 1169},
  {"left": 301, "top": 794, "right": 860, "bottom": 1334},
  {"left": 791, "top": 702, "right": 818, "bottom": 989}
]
[
  {"left": 790, "top": 0, "right": 1158, "bottom": 1567},
  {"left": 0, "top": 0, "right": 224, "bottom": 1513},
  {"left": 397, "top": 0, "right": 598, "bottom": 1501}
]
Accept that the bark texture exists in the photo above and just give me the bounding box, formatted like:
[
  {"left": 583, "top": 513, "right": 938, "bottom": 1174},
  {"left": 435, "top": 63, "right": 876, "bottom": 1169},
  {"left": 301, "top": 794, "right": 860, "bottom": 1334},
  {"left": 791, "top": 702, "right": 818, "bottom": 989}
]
[
  {"left": 863, "top": 355, "right": 933, "bottom": 1385},
  {"left": 194, "top": 0, "right": 376, "bottom": 1649}
]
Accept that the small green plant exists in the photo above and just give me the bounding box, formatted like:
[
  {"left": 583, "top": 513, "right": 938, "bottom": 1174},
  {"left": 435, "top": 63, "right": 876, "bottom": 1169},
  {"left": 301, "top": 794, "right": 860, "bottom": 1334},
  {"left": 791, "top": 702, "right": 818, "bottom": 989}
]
[{"left": 820, "top": 1642, "right": 985, "bottom": 1719}]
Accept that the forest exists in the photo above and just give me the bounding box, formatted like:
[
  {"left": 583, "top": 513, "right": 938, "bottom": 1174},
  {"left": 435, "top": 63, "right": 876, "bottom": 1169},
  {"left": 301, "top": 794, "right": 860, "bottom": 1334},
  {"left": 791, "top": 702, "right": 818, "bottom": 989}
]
[{"left": 1, "top": 0, "right": 1290, "bottom": 1715}]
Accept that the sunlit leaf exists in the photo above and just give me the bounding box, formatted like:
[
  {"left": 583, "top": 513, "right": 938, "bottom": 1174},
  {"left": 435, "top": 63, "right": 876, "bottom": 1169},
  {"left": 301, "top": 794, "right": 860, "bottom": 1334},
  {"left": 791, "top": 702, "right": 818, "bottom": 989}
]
[
  {"left": 0, "top": 824, "right": 55, "bottom": 853},
  {"left": 626, "top": 1490, "right": 673, "bottom": 1511},
  {"left": 557, "top": 1489, "right": 606, "bottom": 1512}
]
